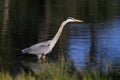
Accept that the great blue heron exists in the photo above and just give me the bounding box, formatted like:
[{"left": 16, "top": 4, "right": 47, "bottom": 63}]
[{"left": 22, "top": 17, "right": 83, "bottom": 60}]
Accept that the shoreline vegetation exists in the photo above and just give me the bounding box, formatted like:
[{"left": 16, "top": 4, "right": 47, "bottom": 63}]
[{"left": 0, "top": 55, "right": 120, "bottom": 80}]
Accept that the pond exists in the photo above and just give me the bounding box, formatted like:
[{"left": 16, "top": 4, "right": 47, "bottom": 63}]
[{"left": 0, "top": 0, "right": 120, "bottom": 73}]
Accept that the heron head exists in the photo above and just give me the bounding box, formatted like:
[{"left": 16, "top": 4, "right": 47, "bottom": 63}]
[{"left": 66, "top": 17, "right": 83, "bottom": 23}]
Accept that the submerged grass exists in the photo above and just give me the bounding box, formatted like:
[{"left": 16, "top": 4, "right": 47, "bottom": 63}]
[{"left": 0, "top": 55, "right": 120, "bottom": 80}]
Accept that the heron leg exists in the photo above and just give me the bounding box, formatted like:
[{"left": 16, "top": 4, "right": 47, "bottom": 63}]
[
  {"left": 41, "top": 54, "right": 46, "bottom": 61},
  {"left": 38, "top": 53, "right": 46, "bottom": 61},
  {"left": 38, "top": 54, "right": 42, "bottom": 59}
]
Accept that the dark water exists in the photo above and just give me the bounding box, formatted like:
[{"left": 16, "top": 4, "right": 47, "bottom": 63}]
[{"left": 0, "top": 0, "right": 120, "bottom": 73}]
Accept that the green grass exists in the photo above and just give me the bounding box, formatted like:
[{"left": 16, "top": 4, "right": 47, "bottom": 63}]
[{"left": 0, "top": 55, "right": 119, "bottom": 80}]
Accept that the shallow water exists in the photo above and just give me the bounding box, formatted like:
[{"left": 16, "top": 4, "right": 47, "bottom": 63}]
[{"left": 0, "top": 0, "right": 120, "bottom": 73}]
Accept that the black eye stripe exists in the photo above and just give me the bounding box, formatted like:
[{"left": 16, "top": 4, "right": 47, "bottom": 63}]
[{"left": 67, "top": 17, "right": 74, "bottom": 20}]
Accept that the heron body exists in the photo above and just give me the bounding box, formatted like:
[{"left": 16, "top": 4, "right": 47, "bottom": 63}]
[
  {"left": 22, "top": 40, "right": 52, "bottom": 59},
  {"left": 22, "top": 17, "right": 83, "bottom": 60}
]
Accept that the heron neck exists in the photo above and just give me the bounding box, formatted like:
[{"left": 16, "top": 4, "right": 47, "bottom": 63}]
[{"left": 51, "top": 21, "right": 68, "bottom": 48}]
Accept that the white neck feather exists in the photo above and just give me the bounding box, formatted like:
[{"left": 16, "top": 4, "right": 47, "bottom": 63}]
[{"left": 50, "top": 20, "right": 69, "bottom": 49}]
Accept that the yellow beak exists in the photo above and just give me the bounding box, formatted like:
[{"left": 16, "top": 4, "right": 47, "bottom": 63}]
[{"left": 74, "top": 19, "right": 83, "bottom": 22}]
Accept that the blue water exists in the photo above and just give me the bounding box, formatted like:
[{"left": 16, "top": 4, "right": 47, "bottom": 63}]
[
  {"left": 67, "top": 17, "right": 120, "bottom": 71},
  {"left": 0, "top": 0, "right": 120, "bottom": 74}
]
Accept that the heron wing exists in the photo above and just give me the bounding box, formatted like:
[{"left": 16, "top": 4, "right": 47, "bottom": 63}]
[
  {"left": 26, "top": 40, "right": 52, "bottom": 54},
  {"left": 30, "top": 40, "right": 51, "bottom": 48}
]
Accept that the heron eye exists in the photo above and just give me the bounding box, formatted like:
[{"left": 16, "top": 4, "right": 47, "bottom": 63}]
[{"left": 67, "top": 17, "right": 74, "bottom": 19}]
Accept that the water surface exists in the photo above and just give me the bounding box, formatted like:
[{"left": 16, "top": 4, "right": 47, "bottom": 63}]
[{"left": 0, "top": 0, "right": 120, "bottom": 73}]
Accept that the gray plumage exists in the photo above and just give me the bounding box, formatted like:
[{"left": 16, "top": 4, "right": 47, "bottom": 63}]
[{"left": 22, "top": 17, "right": 83, "bottom": 59}]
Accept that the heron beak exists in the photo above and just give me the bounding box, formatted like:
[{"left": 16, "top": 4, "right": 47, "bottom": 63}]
[{"left": 74, "top": 19, "right": 83, "bottom": 22}]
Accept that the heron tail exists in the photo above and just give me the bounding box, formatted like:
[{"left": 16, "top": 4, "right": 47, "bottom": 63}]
[{"left": 22, "top": 47, "right": 30, "bottom": 54}]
